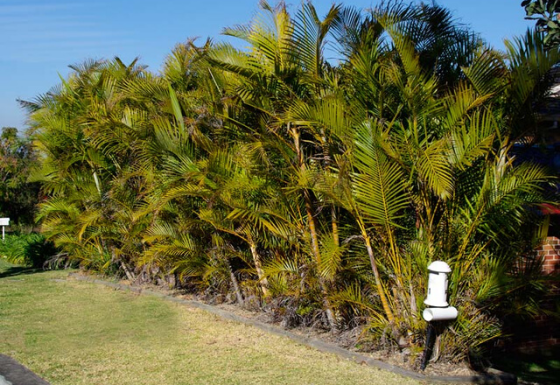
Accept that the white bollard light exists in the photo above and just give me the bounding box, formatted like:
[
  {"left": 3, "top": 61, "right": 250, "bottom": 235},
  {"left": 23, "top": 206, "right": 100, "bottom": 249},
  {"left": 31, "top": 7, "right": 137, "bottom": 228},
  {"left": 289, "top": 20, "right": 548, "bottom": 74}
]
[
  {"left": 421, "top": 260, "right": 457, "bottom": 370},
  {"left": 422, "top": 306, "right": 458, "bottom": 322},
  {"left": 424, "top": 261, "right": 451, "bottom": 308}
]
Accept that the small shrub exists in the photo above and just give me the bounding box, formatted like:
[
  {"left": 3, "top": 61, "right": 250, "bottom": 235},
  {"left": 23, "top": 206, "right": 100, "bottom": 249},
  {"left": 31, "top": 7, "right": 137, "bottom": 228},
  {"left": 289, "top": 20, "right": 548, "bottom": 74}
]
[{"left": 0, "top": 233, "right": 58, "bottom": 268}]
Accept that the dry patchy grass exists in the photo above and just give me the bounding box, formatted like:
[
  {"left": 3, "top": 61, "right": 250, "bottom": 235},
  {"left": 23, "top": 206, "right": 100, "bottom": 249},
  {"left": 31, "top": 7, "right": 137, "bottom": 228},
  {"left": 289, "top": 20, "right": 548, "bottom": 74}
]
[{"left": 0, "top": 260, "right": 419, "bottom": 385}]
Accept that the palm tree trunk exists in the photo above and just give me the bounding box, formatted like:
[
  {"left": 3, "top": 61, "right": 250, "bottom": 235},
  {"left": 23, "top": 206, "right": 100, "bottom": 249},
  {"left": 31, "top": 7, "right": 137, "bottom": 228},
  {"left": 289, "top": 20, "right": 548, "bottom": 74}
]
[
  {"left": 292, "top": 124, "right": 337, "bottom": 330},
  {"left": 305, "top": 193, "right": 337, "bottom": 330},
  {"left": 249, "top": 239, "right": 270, "bottom": 297},
  {"left": 111, "top": 246, "right": 135, "bottom": 281},
  {"left": 331, "top": 206, "right": 340, "bottom": 247},
  {"left": 363, "top": 233, "right": 395, "bottom": 324},
  {"left": 226, "top": 259, "right": 245, "bottom": 305},
  {"left": 320, "top": 128, "right": 339, "bottom": 249},
  {"left": 121, "top": 261, "right": 135, "bottom": 281}
]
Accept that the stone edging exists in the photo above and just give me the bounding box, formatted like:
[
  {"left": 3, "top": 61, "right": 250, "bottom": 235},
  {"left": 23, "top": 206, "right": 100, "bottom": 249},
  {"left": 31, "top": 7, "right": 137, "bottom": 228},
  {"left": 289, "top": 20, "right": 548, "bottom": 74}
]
[
  {"left": 66, "top": 273, "right": 517, "bottom": 385},
  {"left": 0, "top": 355, "right": 50, "bottom": 385}
]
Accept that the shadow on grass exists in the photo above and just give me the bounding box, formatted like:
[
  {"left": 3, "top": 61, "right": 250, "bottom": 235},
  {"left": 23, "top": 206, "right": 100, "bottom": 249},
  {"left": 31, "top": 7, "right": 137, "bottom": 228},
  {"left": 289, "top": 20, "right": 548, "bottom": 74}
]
[
  {"left": 0, "top": 265, "right": 44, "bottom": 279},
  {"left": 491, "top": 347, "right": 560, "bottom": 385}
]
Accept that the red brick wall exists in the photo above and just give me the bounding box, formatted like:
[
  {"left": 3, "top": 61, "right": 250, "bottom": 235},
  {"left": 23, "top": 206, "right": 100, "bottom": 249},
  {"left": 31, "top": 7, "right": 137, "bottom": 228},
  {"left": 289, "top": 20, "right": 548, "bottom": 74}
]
[
  {"left": 539, "top": 237, "right": 560, "bottom": 275},
  {"left": 510, "top": 237, "right": 560, "bottom": 352}
]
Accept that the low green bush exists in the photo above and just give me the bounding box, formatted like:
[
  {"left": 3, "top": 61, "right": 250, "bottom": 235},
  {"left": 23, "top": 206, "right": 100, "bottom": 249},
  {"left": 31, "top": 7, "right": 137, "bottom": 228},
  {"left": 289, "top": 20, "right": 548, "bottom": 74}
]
[{"left": 0, "top": 233, "right": 58, "bottom": 268}]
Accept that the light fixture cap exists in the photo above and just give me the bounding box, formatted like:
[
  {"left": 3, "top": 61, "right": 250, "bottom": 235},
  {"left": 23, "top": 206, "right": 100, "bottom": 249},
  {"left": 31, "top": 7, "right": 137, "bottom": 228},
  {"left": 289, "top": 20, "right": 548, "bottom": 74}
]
[{"left": 427, "top": 261, "right": 451, "bottom": 274}]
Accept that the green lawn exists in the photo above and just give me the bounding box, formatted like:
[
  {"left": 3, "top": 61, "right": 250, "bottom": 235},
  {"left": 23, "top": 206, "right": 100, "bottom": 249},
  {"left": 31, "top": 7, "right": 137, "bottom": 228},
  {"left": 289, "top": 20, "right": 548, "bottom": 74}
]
[{"left": 0, "top": 259, "right": 419, "bottom": 385}]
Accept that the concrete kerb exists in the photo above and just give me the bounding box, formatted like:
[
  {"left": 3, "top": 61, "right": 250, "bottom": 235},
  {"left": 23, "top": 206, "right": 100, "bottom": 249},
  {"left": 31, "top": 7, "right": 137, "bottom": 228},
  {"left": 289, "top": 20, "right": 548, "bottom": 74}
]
[
  {"left": 65, "top": 273, "right": 517, "bottom": 385},
  {"left": 0, "top": 355, "right": 50, "bottom": 385}
]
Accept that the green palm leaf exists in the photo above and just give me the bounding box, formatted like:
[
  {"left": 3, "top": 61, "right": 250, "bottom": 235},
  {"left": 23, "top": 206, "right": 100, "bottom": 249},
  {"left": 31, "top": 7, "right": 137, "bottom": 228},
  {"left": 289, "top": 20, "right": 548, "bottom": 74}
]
[{"left": 352, "top": 123, "right": 409, "bottom": 229}]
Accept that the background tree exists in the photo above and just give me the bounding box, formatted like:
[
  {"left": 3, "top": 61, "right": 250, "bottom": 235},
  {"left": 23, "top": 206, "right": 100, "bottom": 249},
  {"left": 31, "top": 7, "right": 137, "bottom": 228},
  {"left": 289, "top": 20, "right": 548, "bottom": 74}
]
[
  {"left": 0, "top": 127, "right": 41, "bottom": 226},
  {"left": 522, "top": 0, "right": 560, "bottom": 48}
]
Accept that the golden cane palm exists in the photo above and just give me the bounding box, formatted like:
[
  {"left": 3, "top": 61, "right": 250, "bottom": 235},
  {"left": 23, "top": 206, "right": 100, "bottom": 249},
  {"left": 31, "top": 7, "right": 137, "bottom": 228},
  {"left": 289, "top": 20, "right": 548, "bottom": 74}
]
[
  {"left": 23, "top": 58, "right": 156, "bottom": 277},
  {"left": 209, "top": 1, "right": 348, "bottom": 329}
]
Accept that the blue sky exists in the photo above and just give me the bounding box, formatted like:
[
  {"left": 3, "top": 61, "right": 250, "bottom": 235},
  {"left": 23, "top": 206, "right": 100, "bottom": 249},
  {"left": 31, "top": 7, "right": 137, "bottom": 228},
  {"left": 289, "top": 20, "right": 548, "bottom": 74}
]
[{"left": 0, "top": 0, "right": 534, "bottom": 130}]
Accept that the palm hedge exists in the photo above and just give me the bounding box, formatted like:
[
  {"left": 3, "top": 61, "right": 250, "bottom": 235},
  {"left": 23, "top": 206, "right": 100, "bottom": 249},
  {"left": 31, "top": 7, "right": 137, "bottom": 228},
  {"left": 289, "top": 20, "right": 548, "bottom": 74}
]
[{"left": 21, "top": 2, "right": 559, "bottom": 362}]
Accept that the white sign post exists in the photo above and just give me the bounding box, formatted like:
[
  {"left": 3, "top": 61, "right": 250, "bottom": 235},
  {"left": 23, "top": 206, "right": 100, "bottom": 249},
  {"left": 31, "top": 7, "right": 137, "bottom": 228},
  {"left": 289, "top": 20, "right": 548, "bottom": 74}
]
[{"left": 0, "top": 218, "right": 9, "bottom": 241}]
